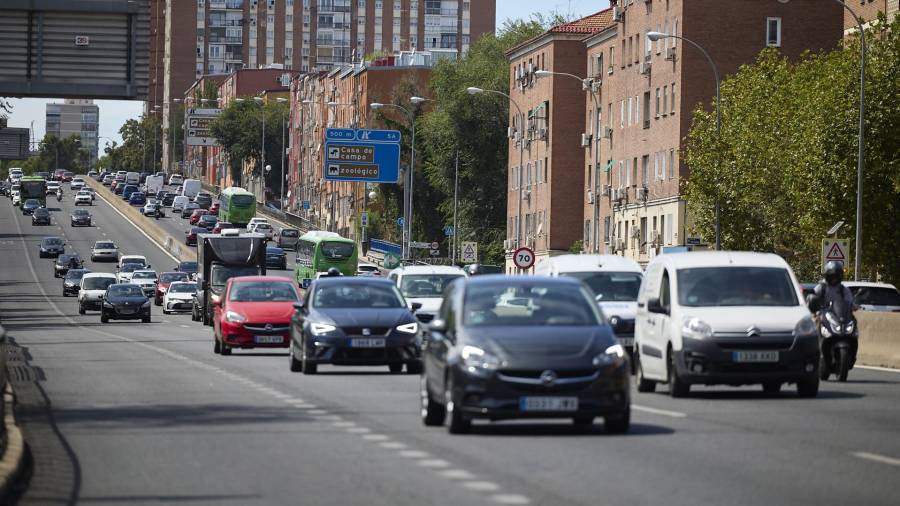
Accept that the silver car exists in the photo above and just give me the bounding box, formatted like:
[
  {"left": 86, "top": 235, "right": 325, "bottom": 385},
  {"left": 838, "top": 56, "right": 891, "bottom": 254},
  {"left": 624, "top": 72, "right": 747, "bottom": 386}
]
[{"left": 91, "top": 241, "right": 119, "bottom": 262}]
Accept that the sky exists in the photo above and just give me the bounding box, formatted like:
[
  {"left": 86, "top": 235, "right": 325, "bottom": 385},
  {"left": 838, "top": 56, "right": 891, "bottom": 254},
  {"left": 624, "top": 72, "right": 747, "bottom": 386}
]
[{"left": 3, "top": 0, "right": 607, "bottom": 148}]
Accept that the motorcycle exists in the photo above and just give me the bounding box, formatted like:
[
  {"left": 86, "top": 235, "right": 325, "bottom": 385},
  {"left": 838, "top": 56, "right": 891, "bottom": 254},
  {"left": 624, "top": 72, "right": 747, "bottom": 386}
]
[
  {"left": 807, "top": 293, "right": 858, "bottom": 382},
  {"left": 57, "top": 191, "right": 63, "bottom": 202}
]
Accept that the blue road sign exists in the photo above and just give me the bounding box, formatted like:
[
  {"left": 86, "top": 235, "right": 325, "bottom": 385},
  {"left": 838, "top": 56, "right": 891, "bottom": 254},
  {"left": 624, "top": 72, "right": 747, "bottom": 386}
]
[
  {"left": 324, "top": 128, "right": 401, "bottom": 183},
  {"left": 396, "top": 217, "right": 405, "bottom": 227},
  {"left": 302, "top": 200, "right": 310, "bottom": 210},
  {"left": 370, "top": 239, "right": 402, "bottom": 256},
  {"left": 444, "top": 226, "right": 455, "bottom": 237}
]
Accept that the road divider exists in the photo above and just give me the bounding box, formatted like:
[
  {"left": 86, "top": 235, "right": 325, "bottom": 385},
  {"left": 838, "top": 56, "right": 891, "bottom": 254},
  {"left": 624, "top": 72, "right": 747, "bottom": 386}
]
[
  {"left": 83, "top": 178, "right": 196, "bottom": 262},
  {"left": 857, "top": 312, "right": 900, "bottom": 370}
]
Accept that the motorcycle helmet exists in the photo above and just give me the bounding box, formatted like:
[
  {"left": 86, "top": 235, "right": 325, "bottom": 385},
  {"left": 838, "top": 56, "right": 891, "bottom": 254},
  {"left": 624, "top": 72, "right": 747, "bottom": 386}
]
[
  {"left": 823, "top": 261, "right": 844, "bottom": 286},
  {"left": 326, "top": 267, "right": 343, "bottom": 277}
]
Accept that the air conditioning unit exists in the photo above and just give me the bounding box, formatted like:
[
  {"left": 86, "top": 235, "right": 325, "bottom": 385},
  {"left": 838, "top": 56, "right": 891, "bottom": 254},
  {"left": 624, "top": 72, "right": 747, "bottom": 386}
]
[
  {"left": 537, "top": 128, "right": 548, "bottom": 140},
  {"left": 591, "top": 80, "right": 602, "bottom": 93},
  {"left": 601, "top": 126, "right": 613, "bottom": 139},
  {"left": 640, "top": 62, "right": 652, "bottom": 75},
  {"left": 631, "top": 227, "right": 641, "bottom": 239},
  {"left": 607, "top": 66, "right": 614, "bottom": 75},
  {"left": 615, "top": 238, "right": 626, "bottom": 251},
  {"left": 507, "top": 126, "right": 516, "bottom": 139},
  {"left": 581, "top": 133, "right": 592, "bottom": 147},
  {"left": 586, "top": 190, "right": 594, "bottom": 204},
  {"left": 665, "top": 47, "right": 677, "bottom": 61},
  {"left": 613, "top": 6, "right": 623, "bottom": 22}
]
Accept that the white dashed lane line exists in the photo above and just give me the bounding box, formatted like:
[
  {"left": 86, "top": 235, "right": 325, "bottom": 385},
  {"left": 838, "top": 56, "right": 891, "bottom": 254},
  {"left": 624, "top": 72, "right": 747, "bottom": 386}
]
[
  {"left": 633, "top": 404, "right": 687, "bottom": 418},
  {"left": 852, "top": 451, "right": 900, "bottom": 467}
]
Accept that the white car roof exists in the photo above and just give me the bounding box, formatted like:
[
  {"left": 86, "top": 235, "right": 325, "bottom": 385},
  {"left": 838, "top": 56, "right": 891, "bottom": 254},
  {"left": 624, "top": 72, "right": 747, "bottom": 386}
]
[
  {"left": 844, "top": 281, "right": 898, "bottom": 290},
  {"left": 535, "top": 254, "right": 642, "bottom": 274},
  {"left": 648, "top": 251, "right": 790, "bottom": 270},
  {"left": 121, "top": 255, "right": 147, "bottom": 261},
  {"left": 82, "top": 272, "right": 117, "bottom": 279},
  {"left": 392, "top": 265, "right": 466, "bottom": 276}
]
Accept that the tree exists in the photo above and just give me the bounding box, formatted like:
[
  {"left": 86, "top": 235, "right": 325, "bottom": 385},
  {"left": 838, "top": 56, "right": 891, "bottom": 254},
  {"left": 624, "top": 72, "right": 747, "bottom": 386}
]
[
  {"left": 13, "top": 134, "right": 92, "bottom": 174},
  {"left": 683, "top": 14, "right": 900, "bottom": 283},
  {"left": 103, "top": 115, "right": 162, "bottom": 172}
]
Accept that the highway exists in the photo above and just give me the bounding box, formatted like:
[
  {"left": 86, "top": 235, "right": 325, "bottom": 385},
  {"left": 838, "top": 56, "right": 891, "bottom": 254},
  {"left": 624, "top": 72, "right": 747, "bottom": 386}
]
[{"left": 2, "top": 191, "right": 899, "bottom": 506}]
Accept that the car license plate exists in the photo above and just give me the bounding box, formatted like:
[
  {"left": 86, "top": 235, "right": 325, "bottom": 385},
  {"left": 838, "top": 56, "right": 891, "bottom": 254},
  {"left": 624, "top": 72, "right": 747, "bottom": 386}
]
[
  {"left": 119, "top": 308, "right": 135, "bottom": 315},
  {"left": 349, "top": 338, "right": 385, "bottom": 348},
  {"left": 519, "top": 397, "right": 579, "bottom": 412},
  {"left": 254, "top": 335, "right": 283, "bottom": 344},
  {"left": 733, "top": 351, "right": 779, "bottom": 363},
  {"left": 618, "top": 337, "right": 634, "bottom": 347}
]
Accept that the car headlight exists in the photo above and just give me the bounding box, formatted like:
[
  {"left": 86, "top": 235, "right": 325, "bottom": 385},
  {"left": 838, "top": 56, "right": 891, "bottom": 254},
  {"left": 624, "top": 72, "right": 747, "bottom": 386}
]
[
  {"left": 682, "top": 317, "right": 714, "bottom": 340},
  {"left": 794, "top": 316, "right": 818, "bottom": 337},
  {"left": 310, "top": 322, "right": 337, "bottom": 336},
  {"left": 593, "top": 344, "right": 626, "bottom": 367},
  {"left": 396, "top": 322, "right": 418, "bottom": 334},
  {"left": 461, "top": 345, "right": 502, "bottom": 374},
  {"left": 225, "top": 310, "right": 246, "bottom": 323}
]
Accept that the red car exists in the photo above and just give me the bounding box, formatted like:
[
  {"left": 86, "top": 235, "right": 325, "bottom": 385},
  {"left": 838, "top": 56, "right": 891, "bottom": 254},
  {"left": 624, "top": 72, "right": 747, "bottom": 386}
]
[
  {"left": 155, "top": 271, "right": 190, "bottom": 305},
  {"left": 189, "top": 209, "right": 210, "bottom": 225},
  {"left": 209, "top": 202, "right": 220, "bottom": 215},
  {"left": 212, "top": 221, "right": 237, "bottom": 234},
  {"left": 213, "top": 276, "right": 300, "bottom": 355}
]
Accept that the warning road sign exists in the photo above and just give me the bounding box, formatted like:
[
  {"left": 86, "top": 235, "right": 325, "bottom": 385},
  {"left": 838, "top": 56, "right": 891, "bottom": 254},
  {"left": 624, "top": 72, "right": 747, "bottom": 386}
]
[
  {"left": 822, "top": 238, "right": 850, "bottom": 270},
  {"left": 461, "top": 242, "right": 477, "bottom": 263}
]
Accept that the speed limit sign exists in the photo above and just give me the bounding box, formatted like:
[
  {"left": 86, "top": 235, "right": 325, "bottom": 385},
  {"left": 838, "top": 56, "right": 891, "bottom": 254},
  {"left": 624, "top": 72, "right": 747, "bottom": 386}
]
[{"left": 513, "top": 246, "right": 535, "bottom": 270}]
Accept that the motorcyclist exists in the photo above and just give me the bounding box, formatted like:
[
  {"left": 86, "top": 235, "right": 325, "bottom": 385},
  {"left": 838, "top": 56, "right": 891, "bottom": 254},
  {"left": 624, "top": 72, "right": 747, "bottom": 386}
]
[
  {"left": 325, "top": 267, "right": 343, "bottom": 277},
  {"left": 814, "top": 261, "right": 853, "bottom": 313},
  {"left": 68, "top": 256, "right": 80, "bottom": 270},
  {"left": 57, "top": 188, "right": 63, "bottom": 202}
]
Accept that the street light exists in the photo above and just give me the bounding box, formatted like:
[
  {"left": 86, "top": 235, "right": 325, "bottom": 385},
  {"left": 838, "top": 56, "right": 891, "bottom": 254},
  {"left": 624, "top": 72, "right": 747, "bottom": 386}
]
[
  {"left": 253, "top": 96, "right": 266, "bottom": 201},
  {"left": 277, "top": 97, "right": 288, "bottom": 210},
  {"left": 648, "top": 31, "right": 722, "bottom": 250},
  {"left": 370, "top": 101, "right": 416, "bottom": 261},
  {"left": 776, "top": 0, "right": 865, "bottom": 278},
  {"left": 534, "top": 69, "right": 603, "bottom": 253},
  {"left": 466, "top": 86, "right": 527, "bottom": 271}
]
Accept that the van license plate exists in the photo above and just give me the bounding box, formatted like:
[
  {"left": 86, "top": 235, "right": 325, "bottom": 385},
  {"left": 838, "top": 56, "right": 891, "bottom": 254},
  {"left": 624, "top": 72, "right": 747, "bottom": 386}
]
[
  {"left": 519, "top": 397, "right": 579, "bottom": 412},
  {"left": 733, "top": 351, "right": 779, "bottom": 363},
  {"left": 350, "top": 338, "right": 385, "bottom": 348}
]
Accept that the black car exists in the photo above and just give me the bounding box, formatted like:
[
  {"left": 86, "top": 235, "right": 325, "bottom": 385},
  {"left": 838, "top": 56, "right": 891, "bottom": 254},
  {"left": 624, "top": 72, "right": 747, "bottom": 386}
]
[
  {"left": 54, "top": 254, "right": 84, "bottom": 278},
  {"left": 32, "top": 207, "right": 51, "bottom": 225},
  {"left": 21, "top": 199, "right": 41, "bottom": 215},
  {"left": 419, "top": 276, "right": 631, "bottom": 434},
  {"left": 155, "top": 190, "right": 168, "bottom": 202},
  {"left": 39, "top": 236, "right": 66, "bottom": 258},
  {"left": 62, "top": 268, "right": 91, "bottom": 297},
  {"left": 71, "top": 209, "right": 92, "bottom": 227},
  {"left": 161, "top": 193, "right": 176, "bottom": 206},
  {"left": 101, "top": 283, "right": 151, "bottom": 323},
  {"left": 289, "top": 277, "right": 422, "bottom": 375},
  {"left": 266, "top": 246, "right": 288, "bottom": 270},
  {"left": 181, "top": 202, "right": 200, "bottom": 218},
  {"left": 185, "top": 226, "right": 205, "bottom": 246},
  {"left": 174, "top": 261, "right": 198, "bottom": 280},
  {"left": 194, "top": 194, "right": 213, "bottom": 209},
  {"left": 197, "top": 214, "right": 218, "bottom": 231}
]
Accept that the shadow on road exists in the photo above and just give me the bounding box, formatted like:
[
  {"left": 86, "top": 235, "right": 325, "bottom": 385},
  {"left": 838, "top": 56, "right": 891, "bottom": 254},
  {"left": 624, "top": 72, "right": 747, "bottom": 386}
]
[
  {"left": 466, "top": 421, "right": 674, "bottom": 437},
  {"left": 663, "top": 389, "right": 865, "bottom": 400},
  {"left": 52, "top": 403, "right": 318, "bottom": 430},
  {"left": 74, "top": 493, "right": 262, "bottom": 503}
]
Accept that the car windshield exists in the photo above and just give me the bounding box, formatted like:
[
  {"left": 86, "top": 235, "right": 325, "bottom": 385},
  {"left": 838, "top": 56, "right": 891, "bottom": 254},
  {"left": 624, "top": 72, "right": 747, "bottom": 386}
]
[
  {"left": 281, "top": 230, "right": 298, "bottom": 237},
  {"left": 313, "top": 283, "right": 405, "bottom": 309},
  {"left": 95, "top": 242, "right": 115, "bottom": 249},
  {"left": 122, "top": 258, "right": 145, "bottom": 266},
  {"left": 160, "top": 273, "right": 188, "bottom": 283},
  {"left": 463, "top": 283, "right": 602, "bottom": 327},
  {"left": 34, "top": 209, "right": 49, "bottom": 217},
  {"left": 851, "top": 287, "right": 900, "bottom": 306},
  {"left": 229, "top": 281, "right": 298, "bottom": 302},
  {"left": 58, "top": 255, "right": 81, "bottom": 264},
  {"left": 178, "top": 262, "right": 198, "bottom": 273},
  {"left": 169, "top": 282, "right": 197, "bottom": 293},
  {"left": 677, "top": 267, "right": 798, "bottom": 307},
  {"left": 83, "top": 277, "right": 116, "bottom": 290},
  {"left": 73, "top": 210, "right": 89, "bottom": 216},
  {"left": 25, "top": 199, "right": 38, "bottom": 206},
  {"left": 210, "top": 265, "right": 260, "bottom": 287},
  {"left": 65, "top": 269, "right": 89, "bottom": 280},
  {"left": 320, "top": 241, "right": 353, "bottom": 259},
  {"left": 43, "top": 238, "right": 63, "bottom": 246},
  {"left": 399, "top": 274, "right": 463, "bottom": 298},
  {"left": 132, "top": 271, "right": 156, "bottom": 280},
  {"left": 108, "top": 285, "right": 144, "bottom": 297},
  {"left": 564, "top": 271, "right": 643, "bottom": 302},
  {"left": 120, "top": 264, "right": 142, "bottom": 273}
]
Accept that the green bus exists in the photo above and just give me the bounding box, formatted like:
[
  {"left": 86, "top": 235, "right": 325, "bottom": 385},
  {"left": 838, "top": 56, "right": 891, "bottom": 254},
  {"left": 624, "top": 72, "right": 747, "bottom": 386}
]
[
  {"left": 19, "top": 175, "right": 47, "bottom": 207},
  {"left": 218, "top": 187, "right": 257, "bottom": 227},
  {"left": 294, "top": 231, "right": 358, "bottom": 288}
]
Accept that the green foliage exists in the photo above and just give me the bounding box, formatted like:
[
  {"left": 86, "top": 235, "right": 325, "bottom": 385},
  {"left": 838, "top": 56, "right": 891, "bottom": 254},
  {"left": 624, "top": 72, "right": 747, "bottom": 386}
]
[
  {"left": 9, "top": 134, "right": 92, "bottom": 174},
  {"left": 569, "top": 240, "right": 584, "bottom": 254},
  {"left": 683, "top": 15, "right": 900, "bottom": 283},
  {"left": 102, "top": 115, "right": 163, "bottom": 172},
  {"left": 209, "top": 99, "right": 289, "bottom": 189}
]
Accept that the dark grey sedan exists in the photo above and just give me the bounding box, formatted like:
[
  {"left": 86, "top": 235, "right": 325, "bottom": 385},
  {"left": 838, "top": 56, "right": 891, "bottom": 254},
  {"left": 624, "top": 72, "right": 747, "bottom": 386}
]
[
  {"left": 39, "top": 236, "right": 66, "bottom": 258},
  {"left": 420, "top": 276, "right": 631, "bottom": 434},
  {"left": 101, "top": 283, "right": 151, "bottom": 323}
]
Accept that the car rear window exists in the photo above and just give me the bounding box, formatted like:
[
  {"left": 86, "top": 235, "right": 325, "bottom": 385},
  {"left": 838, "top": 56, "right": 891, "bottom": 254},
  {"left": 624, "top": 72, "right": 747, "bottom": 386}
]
[{"left": 851, "top": 287, "right": 900, "bottom": 306}]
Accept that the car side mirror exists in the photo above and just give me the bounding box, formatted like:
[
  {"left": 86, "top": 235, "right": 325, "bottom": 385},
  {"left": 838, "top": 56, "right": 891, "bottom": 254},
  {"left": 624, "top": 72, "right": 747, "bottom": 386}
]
[
  {"left": 647, "top": 297, "right": 668, "bottom": 315},
  {"left": 411, "top": 302, "right": 423, "bottom": 313},
  {"left": 806, "top": 294, "right": 822, "bottom": 313}
]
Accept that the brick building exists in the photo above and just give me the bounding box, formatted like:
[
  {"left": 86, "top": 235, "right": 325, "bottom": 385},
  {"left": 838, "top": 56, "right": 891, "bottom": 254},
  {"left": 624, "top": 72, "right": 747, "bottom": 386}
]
[
  {"left": 152, "top": 0, "right": 495, "bottom": 174},
  {"left": 577, "top": 0, "right": 842, "bottom": 266},
  {"left": 844, "top": 0, "right": 899, "bottom": 32},
  {"left": 503, "top": 11, "right": 615, "bottom": 273}
]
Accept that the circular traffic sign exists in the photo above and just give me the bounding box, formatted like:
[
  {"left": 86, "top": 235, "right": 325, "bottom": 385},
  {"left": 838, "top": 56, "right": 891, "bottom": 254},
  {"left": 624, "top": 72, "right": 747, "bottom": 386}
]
[
  {"left": 430, "top": 241, "right": 439, "bottom": 250},
  {"left": 513, "top": 246, "right": 535, "bottom": 270}
]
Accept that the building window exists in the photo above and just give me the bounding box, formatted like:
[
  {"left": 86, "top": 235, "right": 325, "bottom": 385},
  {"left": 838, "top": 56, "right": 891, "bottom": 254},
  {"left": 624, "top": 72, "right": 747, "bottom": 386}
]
[
  {"left": 767, "top": 17, "right": 781, "bottom": 47},
  {"left": 632, "top": 157, "right": 638, "bottom": 187},
  {"left": 641, "top": 154, "right": 649, "bottom": 185},
  {"left": 620, "top": 101, "right": 625, "bottom": 128},
  {"left": 671, "top": 82, "right": 677, "bottom": 114},
  {"left": 655, "top": 88, "right": 660, "bottom": 117},
  {"left": 544, "top": 157, "right": 548, "bottom": 182},
  {"left": 669, "top": 149, "right": 676, "bottom": 179},
  {"left": 627, "top": 97, "right": 632, "bottom": 126},
  {"left": 642, "top": 91, "right": 651, "bottom": 128},
  {"left": 609, "top": 47, "right": 615, "bottom": 72},
  {"left": 662, "top": 85, "right": 668, "bottom": 115}
]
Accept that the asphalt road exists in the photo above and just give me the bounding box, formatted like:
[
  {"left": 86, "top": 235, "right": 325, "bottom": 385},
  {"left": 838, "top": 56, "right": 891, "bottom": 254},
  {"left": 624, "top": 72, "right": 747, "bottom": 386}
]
[{"left": 1, "top": 191, "right": 899, "bottom": 506}]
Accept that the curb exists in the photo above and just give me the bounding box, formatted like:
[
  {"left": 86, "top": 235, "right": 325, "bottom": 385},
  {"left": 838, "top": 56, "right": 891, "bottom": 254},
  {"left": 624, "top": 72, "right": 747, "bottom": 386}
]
[{"left": 0, "top": 384, "right": 26, "bottom": 502}]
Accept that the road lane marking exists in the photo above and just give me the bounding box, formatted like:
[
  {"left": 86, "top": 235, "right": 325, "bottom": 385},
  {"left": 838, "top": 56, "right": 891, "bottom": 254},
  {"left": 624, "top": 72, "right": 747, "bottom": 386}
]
[
  {"left": 417, "top": 459, "right": 450, "bottom": 468},
  {"left": 633, "top": 404, "right": 687, "bottom": 418},
  {"left": 398, "top": 450, "right": 429, "bottom": 459},
  {"left": 439, "top": 469, "right": 475, "bottom": 480},
  {"left": 333, "top": 421, "right": 355, "bottom": 428},
  {"left": 491, "top": 494, "right": 531, "bottom": 505},
  {"left": 852, "top": 452, "right": 900, "bottom": 467},
  {"left": 362, "top": 434, "right": 390, "bottom": 442},
  {"left": 347, "top": 427, "right": 371, "bottom": 434},
  {"left": 463, "top": 481, "right": 501, "bottom": 492},
  {"left": 856, "top": 365, "right": 900, "bottom": 374},
  {"left": 378, "top": 442, "right": 407, "bottom": 450}
]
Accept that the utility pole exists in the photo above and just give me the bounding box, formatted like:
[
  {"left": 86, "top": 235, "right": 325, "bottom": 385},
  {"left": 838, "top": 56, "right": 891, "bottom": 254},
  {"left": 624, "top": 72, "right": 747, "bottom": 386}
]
[{"left": 452, "top": 149, "right": 459, "bottom": 264}]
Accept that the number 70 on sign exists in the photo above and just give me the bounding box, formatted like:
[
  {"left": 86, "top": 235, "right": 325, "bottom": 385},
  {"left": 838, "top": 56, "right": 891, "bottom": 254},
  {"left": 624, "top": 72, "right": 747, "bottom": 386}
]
[{"left": 513, "top": 246, "right": 535, "bottom": 270}]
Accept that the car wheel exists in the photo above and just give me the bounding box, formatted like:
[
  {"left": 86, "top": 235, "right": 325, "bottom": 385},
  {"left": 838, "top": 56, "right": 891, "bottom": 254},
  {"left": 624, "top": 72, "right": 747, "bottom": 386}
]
[
  {"left": 635, "top": 351, "right": 656, "bottom": 393},
  {"left": 762, "top": 382, "right": 781, "bottom": 395},
  {"left": 162, "top": 309, "right": 169, "bottom": 315},
  {"left": 213, "top": 336, "right": 221, "bottom": 354},
  {"left": 62, "top": 290, "right": 68, "bottom": 297},
  {"left": 389, "top": 363, "right": 403, "bottom": 374},
  {"left": 604, "top": 406, "right": 630, "bottom": 434},
  {"left": 420, "top": 374, "right": 446, "bottom": 426},
  {"left": 406, "top": 361, "right": 423, "bottom": 375},
  {"left": 220, "top": 340, "right": 231, "bottom": 356},
  {"left": 142, "top": 316, "right": 151, "bottom": 323},
  {"left": 78, "top": 304, "right": 85, "bottom": 315},
  {"left": 667, "top": 348, "right": 690, "bottom": 398},
  {"left": 445, "top": 376, "right": 471, "bottom": 434},
  {"left": 301, "top": 336, "right": 317, "bottom": 374},
  {"left": 797, "top": 377, "right": 819, "bottom": 398},
  {"left": 289, "top": 340, "right": 303, "bottom": 372},
  {"left": 100, "top": 314, "right": 109, "bottom": 323}
]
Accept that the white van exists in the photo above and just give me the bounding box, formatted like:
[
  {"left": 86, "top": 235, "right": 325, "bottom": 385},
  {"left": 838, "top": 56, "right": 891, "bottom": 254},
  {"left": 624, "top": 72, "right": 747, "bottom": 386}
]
[
  {"left": 125, "top": 171, "right": 140, "bottom": 185},
  {"left": 633, "top": 251, "right": 819, "bottom": 398},
  {"left": 388, "top": 265, "right": 466, "bottom": 322},
  {"left": 144, "top": 175, "right": 165, "bottom": 195},
  {"left": 534, "top": 254, "right": 643, "bottom": 351},
  {"left": 181, "top": 179, "right": 201, "bottom": 198},
  {"left": 172, "top": 195, "right": 190, "bottom": 213}
]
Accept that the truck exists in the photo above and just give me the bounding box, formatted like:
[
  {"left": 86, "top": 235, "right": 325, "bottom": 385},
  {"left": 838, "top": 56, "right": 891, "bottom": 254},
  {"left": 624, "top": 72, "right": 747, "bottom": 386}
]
[
  {"left": 144, "top": 175, "right": 165, "bottom": 195},
  {"left": 181, "top": 178, "right": 201, "bottom": 198},
  {"left": 192, "top": 234, "right": 267, "bottom": 326}
]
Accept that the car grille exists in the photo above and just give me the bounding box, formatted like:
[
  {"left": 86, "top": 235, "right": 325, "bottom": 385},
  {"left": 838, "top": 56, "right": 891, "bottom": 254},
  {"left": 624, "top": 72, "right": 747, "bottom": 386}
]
[
  {"left": 243, "top": 324, "right": 290, "bottom": 334},
  {"left": 495, "top": 369, "right": 600, "bottom": 393},
  {"left": 341, "top": 326, "right": 390, "bottom": 336}
]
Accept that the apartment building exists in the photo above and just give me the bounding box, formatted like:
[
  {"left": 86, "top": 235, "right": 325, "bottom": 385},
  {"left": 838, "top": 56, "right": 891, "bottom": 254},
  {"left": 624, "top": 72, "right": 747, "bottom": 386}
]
[
  {"left": 578, "top": 0, "right": 841, "bottom": 265},
  {"left": 152, "top": 0, "right": 495, "bottom": 173},
  {"left": 45, "top": 99, "right": 100, "bottom": 165},
  {"left": 503, "top": 11, "right": 615, "bottom": 273},
  {"left": 845, "top": 0, "right": 899, "bottom": 32}
]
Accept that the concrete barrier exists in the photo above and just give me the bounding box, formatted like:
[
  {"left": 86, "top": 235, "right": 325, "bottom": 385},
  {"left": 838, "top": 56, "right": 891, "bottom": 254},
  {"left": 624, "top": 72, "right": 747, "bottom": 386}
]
[
  {"left": 83, "top": 178, "right": 196, "bottom": 262},
  {"left": 857, "top": 312, "right": 900, "bottom": 369}
]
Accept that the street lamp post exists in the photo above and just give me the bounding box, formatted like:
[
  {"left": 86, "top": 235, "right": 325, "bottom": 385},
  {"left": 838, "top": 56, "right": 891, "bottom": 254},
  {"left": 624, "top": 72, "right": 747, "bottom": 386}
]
[
  {"left": 152, "top": 104, "right": 161, "bottom": 173},
  {"left": 370, "top": 102, "right": 415, "bottom": 262},
  {"left": 648, "top": 31, "right": 721, "bottom": 250},
  {"left": 253, "top": 96, "right": 266, "bottom": 202},
  {"left": 277, "top": 97, "right": 288, "bottom": 211},
  {"left": 534, "top": 70, "right": 602, "bottom": 253},
  {"left": 466, "top": 86, "right": 525, "bottom": 272}
]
